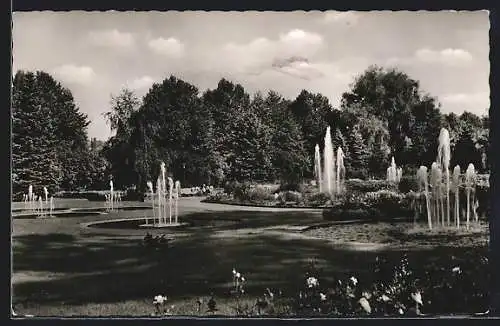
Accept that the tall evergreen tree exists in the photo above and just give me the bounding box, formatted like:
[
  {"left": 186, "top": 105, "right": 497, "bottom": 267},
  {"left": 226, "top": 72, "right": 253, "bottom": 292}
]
[{"left": 347, "top": 124, "right": 369, "bottom": 179}]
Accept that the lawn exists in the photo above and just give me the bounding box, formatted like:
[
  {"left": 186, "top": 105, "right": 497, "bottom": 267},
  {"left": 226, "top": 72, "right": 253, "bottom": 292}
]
[{"left": 11, "top": 198, "right": 490, "bottom": 317}]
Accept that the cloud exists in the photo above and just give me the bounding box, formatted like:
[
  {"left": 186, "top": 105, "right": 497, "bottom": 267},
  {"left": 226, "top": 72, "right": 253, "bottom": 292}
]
[
  {"left": 148, "top": 37, "right": 185, "bottom": 57},
  {"left": 440, "top": 91, "right": 490, "bottom": 108},
  {"left": 53, "top": 64, "right": 96, "bottom": 85},
  {"left": 87, "top": 29, "right": 135, "bottom": 48},
  {"left": 388, "top": 48, "right": 474, "bottom": 67},
  {"left": 323, "top": 11, "right": 359, "bottom": 26},
  {"left": 127, "top": 76, "right": 155, "bottom": 90},
  {"left": 219, "top": 29, "right": 324, "bottom": 74},
  {"left": 272, "top": 56, "right": 324, "bottom": 80}
]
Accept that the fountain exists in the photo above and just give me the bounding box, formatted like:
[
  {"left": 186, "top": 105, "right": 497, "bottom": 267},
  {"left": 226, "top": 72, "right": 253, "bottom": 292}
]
[
  {"left": 146, "top": 181, "right": 154, "bottom": 225},
  {"left": 397, "top": 167, "right": 403, "bottom": 183},
  {"left": 323, "top": 126, "right": 336, "bottom": 195},
  {"left": 387, "top": 157, "right": 402, "bottom": 183},
  {"left": 140, "top": 162, "right": 186, "bottom": 228},
  {"left": 336, "top": 147, "right": 345, "bottom": 195},
  {"left": 168, "top": 177, "right": 174, "bottom": 224},
  {"left": 452, "top": 165, "right": 461, "bottom": 228},
  {"left": 49, "top": 196, "right": 54, "bottom": 217},
  {"left": 465, "top": 163, "right": 476, "bottom": 230},
  {"left": 412, "top": 128, "right": 480, "bottom": 231},
  {"left": 38, "top": 196, "right": 44, "bottom": 217},
  {"left": 417, "top": 166, "right": 432, "bottom": 230},
  {"left": 430, "top": 162, "right": 444, "bottom": 227},
  {"left": 174, "top": 180, "right": 181, "bottom": 224},
  {"left": 109, "top": 180, "right": 114, "bottom": 211},
  {"left": 28, "top": 185, "right": 33, "bottom": 212},
  {"left": 314, "top": 144, "right": 323, "bottom": 193},
  {"left": 437, "top": 128, "right": 451, "bottom": 226}
]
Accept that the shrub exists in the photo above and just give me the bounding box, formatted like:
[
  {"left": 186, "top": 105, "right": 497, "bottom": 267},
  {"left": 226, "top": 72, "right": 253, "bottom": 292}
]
[
  {"left": 277, "top": 191, "right": 302, "bottom": 203},
  {"left": 346, "top": 179, "right": 399, "bottom": 193},
  {"left": 232, "top": 182, "right": 252, "bottom": 200},
  {"left": 205, "top": 192, "right": 232, "bottom": 202},
  {"left": 278, "top": 183, "right": 305, "bottom": 193},
  {"left": 307, "top": 192, "right": 332, "bottom": 207},
  {"left": 245, "top": 186, "right": 275, "bottom": 202},
  {"left": 398, "top": 176, "right": 419, "bottom": 193},
  {"left": 323, "top": 190, "right": 411, "bottom": 221}
]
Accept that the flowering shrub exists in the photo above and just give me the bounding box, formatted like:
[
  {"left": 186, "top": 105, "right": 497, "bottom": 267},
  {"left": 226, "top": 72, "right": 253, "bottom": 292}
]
[
  {"left": 346, "top": 179, "right": 399, "bottom": 193},
  {"left": 245, "top": 186, "right": 275, "bottom": 202},
  {"left": 306, "top": 192, "right": 332, "bottom": 207},
  {"left": 323, "top": 190, "right": 412, "bottom": 221},
  {"left": 290, "top": 253, "right": 488, "bottom": 317}
]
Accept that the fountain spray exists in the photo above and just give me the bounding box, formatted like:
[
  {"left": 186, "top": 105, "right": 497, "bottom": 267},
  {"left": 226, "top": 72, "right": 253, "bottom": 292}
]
[
  {"left": 168, "top": 177, "right": 174, "bottom": 224},
  {"left": 452, "top": 165, "right": 461, "bottom": 228},
  {"left": 437, "top": 128, "right": 451, "bottom": 226},
  {"left": 28, "top": 185, "right": 33, "bottom": 212},
  {"left": 175, "top": 180, "right": 181, "bottom": 224},
  {"left": 323, "top": 127, "right": 335, "bottom": 195},
  {"left": 147, "top": 181, "right": 154, "bottom": 225},
  {"left": 465, "top": 163, "right": 476, "bottom": 230},
  {"left": 109, "top": 180, "right": 114, "bottom": 212},
  {"left": 161, "top": 162, "right": 167, "bottom": 224},
  {"left": 417, "top": 166, "right": 432, "bottom": 230},
  {"left": 156, "top": 177, "right": 162, "bottom": 225},
  {"left": 430, "top": 162, "right": 443, "bottom": 226},
  {"left": 314, "top": 144, "right": 323, "bottom": 193},
  {"left": 336, "top": 147, "right": 345, "bottom": 195},
  {"left": 49, "top": 196, "right": 54, "bottom": 217}
]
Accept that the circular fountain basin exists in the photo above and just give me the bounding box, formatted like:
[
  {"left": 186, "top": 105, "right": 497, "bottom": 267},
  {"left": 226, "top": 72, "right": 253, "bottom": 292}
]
[
  {"left": 85, "top": 215, "right": 241, "bottom": 230},
  {"left": 138, "top": 222, "right": 189, "bottom": 229}
]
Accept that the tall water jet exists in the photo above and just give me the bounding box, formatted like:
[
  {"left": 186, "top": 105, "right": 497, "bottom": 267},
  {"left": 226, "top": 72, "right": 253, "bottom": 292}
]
[
  {"left": 437, "top": 128, "right": 451, "bottom": 226},
  {"left": 168, "top": 177, "right": 174, "bottom": 224},
  {"left": 49, "top": 196, "right": 54, "bottom": 217},
  {"left": 160, "top": 162, "right": 167, "bottom": 224},
  {"left": 109, "top": 180, "right": 114, "bottom": 212},
  {"left": 396, "top": 167, "right": 403, "bottom": 183},
  {"left": 156, "top": 177, "right": 162, "bottom": 225},
  {"left": 465, "top": 163, "right": 476, "bottom": 230},
  {"left": 147, "top": 181, "right": 154, "bottom": 225},
  {"left": 387, "top": 157, "right": 398, "bottom": 182},
  {"left": 417, "top": 166, "right": 432, "bottom": 230},
  {"left": 452, "top": 165, "right": 461, "bottom": 228},
  {"left": 174, "top": 180, "right": 181, "bottom": 224},
  {"left": 336, "top": 147, "right": 345, "bottom": 195},
  {"left": 28, "top": 185, "right": 33, "bottom": 212},
  {"left": 430, "top": 162, "right": 443, "bottom": 226},
  {"left": 314, "top": 144, "right": 323, "bottom": 192},
  {"left": 43, "top": 187, "right": 48, "bottom": 204},
  {"left": 323, "top": 127, "right": 335, "bottom": 195},
  {"left": 38, "top": 196, "right": 44, "bottom": 217}
]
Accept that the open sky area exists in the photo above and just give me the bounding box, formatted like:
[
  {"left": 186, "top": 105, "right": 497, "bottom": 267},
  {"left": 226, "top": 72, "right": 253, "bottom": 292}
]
[{"left": 13, "top": 10, "right": 490, "bottom": 140}]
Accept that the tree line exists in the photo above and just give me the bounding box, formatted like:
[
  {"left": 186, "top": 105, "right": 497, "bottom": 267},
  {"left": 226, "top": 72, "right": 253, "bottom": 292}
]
[{"left": 12, "top": 66, "right": 489, "bottom": 199}]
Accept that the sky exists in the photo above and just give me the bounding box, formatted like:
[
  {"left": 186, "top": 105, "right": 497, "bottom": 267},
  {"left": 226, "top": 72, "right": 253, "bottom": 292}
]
[{"left": 12, "top": 11, "right": 490, "bottom": 140}]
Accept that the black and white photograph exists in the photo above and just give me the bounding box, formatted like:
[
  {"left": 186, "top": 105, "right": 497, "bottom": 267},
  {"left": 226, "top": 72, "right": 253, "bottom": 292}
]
[{"left": 11, "top": 10, "right": 492, "bottom": 317}]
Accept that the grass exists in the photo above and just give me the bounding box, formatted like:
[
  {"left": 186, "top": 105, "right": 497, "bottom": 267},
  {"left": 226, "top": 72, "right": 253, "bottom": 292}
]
[{"left": 11, "top": 198, "right": 489, "bottom": 317}]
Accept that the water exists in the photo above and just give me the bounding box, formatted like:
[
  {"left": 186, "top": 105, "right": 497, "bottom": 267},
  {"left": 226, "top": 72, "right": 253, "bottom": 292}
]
[
  {"left": 417, "top": 166, "right": 432, "bottom": 230},
  {"left": 336, "top": 147, "right": 345, "bottom": 195},
  {"left": 452, "top": 165, "right": 461, "bottom": 228},
  {"left": 146, "top": 162, "right": 181, "bottom": 227},
  {"left": 438, "top": 128, "right": 451, "bottom": 226},
  {"left": 323, "top": 126, "right": 335, "bottom": 195},
  {"left": 465, "top": 163, "right": 476, "bottom": 229},
  {"left": 387, "top": 157, "right": 398, "bottom": 183},
  {"left": 314, "top": 144, "right": 323, "bottom": 193}
]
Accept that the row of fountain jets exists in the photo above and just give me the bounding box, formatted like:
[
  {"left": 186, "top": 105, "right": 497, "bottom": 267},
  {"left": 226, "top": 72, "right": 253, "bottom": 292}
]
[
  {"left": 23, "top": 185, "right": 54, "bottom": 217},
  {"left": 313, "top": 126, "right": 479, "bottom": 230},
  {"left": 417, "top": 128, "right": 478, "bottom": 230},
  {"left": 145, "top": 162, "right": 181, "bottom": 226}
]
